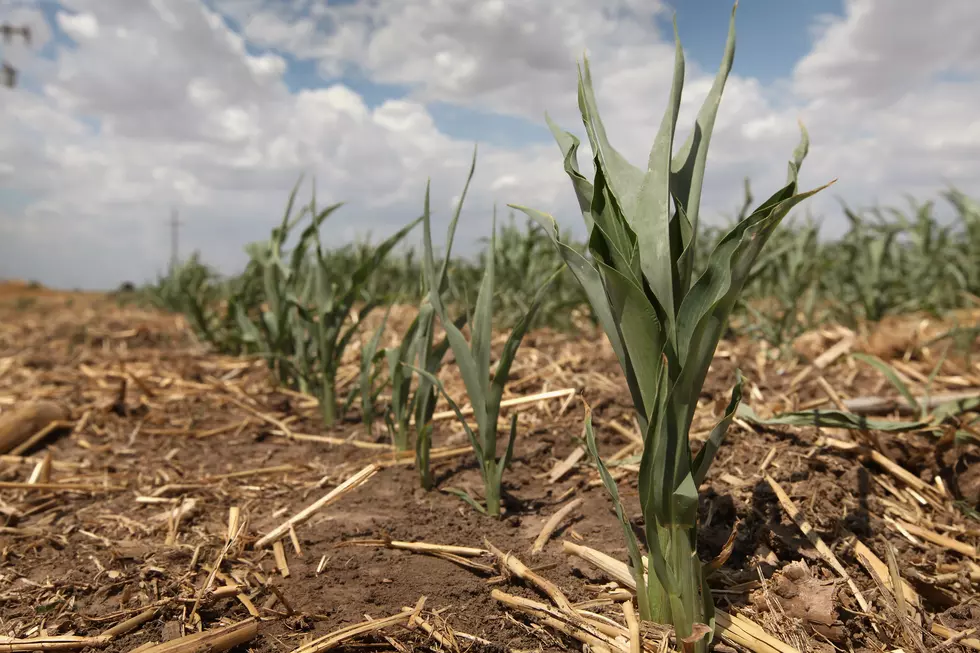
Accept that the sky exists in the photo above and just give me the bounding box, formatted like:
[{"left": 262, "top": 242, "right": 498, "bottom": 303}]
[{"left": 1, "top": 0, "right": 979, "bottom": 290}]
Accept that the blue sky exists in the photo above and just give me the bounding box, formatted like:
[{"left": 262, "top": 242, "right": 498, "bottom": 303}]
[
  {"left": 670, "top": 1, "right": 844, "bottom": 83},
  {"left": 1, "top": 0, "right": 979, "bottom": 289}
]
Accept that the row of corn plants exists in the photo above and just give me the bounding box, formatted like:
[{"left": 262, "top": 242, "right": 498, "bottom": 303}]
[
  {"left": 146, "top": 181, "right": 980, "bottom": 365},
  {"left": 735, "top": 189, "right": 980, "bottom": 348}
]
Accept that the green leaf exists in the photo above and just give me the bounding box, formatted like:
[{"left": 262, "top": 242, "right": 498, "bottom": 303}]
[
  {"left": 487, "top": 266, "right": 562, "bottom": 414},
  {"left": 434, "top": 146, "right": 478, "bottom": 295},
  {"left": 544, "top": 113, "right": 595, "bottom": 233},
  {"left": 444, "top": 487, "right": 488, "bottom": 515},
  {"left": 496, "top": 413, "right": 519, "bottom": 487},
  {"left": 588, "top": 155, "right": 642, "bottom": 284},
  {"left": 670, "top": 4, "right": 737, "bottom": 291},
  {"left": 360, "top": 305, "right": 392, "bottom": 427},
  {"left": 411, "top": 366, "right": 484, "bottom": 462},
  {"left": 633, "top": 18, "right": 683, "bottom": 320},
  {"left": 290, "top": 202, "right": 344, "bottom": 278},
  {"left": 737, "top": 404, "right": 930, "bottom": 432},
  {"left": 596, "top": 260, "right": 665, "bottom": 428},
  {"left": 470, "top": 209, "right": 497, "bottom": 404},
  {"left": 234, "top": 304, "right": 263, "bottom": 345},
  {"left": 932, "top": 396, "right": 980, "bottom": 424},
  {"left": 954, "top": 430, "right": 980, "bottom": 446},
  {"left": 583, "top": 409, "right": 656, "bottom": 620},
  {"left": 692, "top": 371, "right": 742, "bottom": 486},
  {"left": 576, "top": 57, "right": 645, "bottom": 228},
  {"left": 421, "top": 183, "right": 489, "bottom": 441},
  {"left": 508, "top": 204, "right": 629, "bottom": 372},
  {"left": 339, "top": 215, "right": 423, "bottom": 307},
  {"left": 852, "top": 353, "right": 919, "bottom": 417},
  {"left": 336, "top": 299, "right": 382, "bottom": 367},
  {"left": 674, "top": 177, "right": 835, "bottom": 432}
]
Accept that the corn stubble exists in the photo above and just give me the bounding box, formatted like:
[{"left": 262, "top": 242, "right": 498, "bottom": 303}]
[{"left": 513, "top": 5, "right": 832, "bottom": 650}]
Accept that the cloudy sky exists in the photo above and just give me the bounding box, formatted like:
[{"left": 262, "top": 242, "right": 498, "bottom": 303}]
[{"left": 1, "top": 0, "right": 978, "bottom": 289}]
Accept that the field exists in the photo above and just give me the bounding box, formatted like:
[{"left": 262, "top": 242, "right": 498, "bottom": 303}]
[
  {"left": 4, "top": 32, "right": 980, "bottom": 651},
  {"left": 2, "top": 178, "right": 980, "bottom": 653}
]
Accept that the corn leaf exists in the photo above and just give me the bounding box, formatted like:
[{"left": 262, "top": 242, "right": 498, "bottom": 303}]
[
  {"left": 852, "top": 353, "right": 919, "bottom": 416},
  {"left": 583, "top": 409, "right": 653, "bottom": 619},
  {"left": 692, "top": 372, "right": 742, "bottom": 486},
  {"left": 736, "top": 404, "right": 930, "bottom": 432}
]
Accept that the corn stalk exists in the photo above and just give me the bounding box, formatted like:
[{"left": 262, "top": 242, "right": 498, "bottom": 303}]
[{"left": 512, "top": 6, "right": 831, "bottom": 649}]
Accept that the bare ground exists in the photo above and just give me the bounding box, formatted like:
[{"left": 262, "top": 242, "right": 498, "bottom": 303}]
[{"left": 1, "top": 287, "right": 979, "bottom": 653}]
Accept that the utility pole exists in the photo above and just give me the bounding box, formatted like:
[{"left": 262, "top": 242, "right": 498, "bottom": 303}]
[{"left": 168, "top": 208, "right": 182, "bottom": 273}]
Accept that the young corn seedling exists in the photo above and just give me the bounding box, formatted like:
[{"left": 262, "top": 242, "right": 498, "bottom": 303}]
[
  {"left": 511, "top": 6, "right": 831, "bottom": 650},
  {"left": 417, "top": 174, "right": 560, "bottom": 516},
  {"left": 384, "top": 157, "right": 475, "bottom": 460},
  {"left": 234, "top": 184, "right": 327, "bottom": 392},
  {"left": 412, "top": 203, "right": 471, "bottom": 485},
  {"left": 384, "top": 302, "right": 466, "bottom": 454},
  {"left": 346, "top": 306, "right": 392, "bottom": 434},
  {"left": 302, "top": 208, "right": 421, "bottom": 427},
  {"left": 384, "top": 314, "right": 423, "bottom": 451},
  {"left": 148, "top": 252, "right": 258, "bottom": 353}
]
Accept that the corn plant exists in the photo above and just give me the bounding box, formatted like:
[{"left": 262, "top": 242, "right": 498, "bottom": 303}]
[
  {"left": 385, "top": 314, "right": 424, "bottom": 451},
  {"left": 233, "top": 182, "right": 326, "bottom": 389},
  {"left": 945, "top": 189, "right": 980, "bottom": 298},
  {"left": 345, "top": 306, "right": 391, "bottom": 434},
  {"left": 411, "top": 242, "right": 470, "bottom": 486},
  {"left": 416, "top": 171, "right": 560, "bottom": 515},
  {"left": 384, "top": 304, "right": 466, "bottom": 453},
  {"left": 384, "top": 157, "right": 476, "bottom": 483},
  {"left": 889, "top": 200, "right": 957, "bottom": 314},
  {"left": 824, "top": 208, "right": 905, "bottom": 326},
  {"left": 512, "top": 7, "right": 830, "bottom": 649},
  {"left": 146, "top": 253, "right": 223, "bottom": 342},
  {"left": 384, "top": 157, "right": 476, "bottom": 464},
  {"left": 235, "top": 181, "right": 422, "bottom": 426}
]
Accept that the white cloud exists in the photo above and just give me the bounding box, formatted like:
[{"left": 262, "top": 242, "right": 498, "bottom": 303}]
[
  {"left": 0, "top": 0, "right": 979, "bottom": 290},
  {"left": 794, "top": 0, "right": 980, "bottom": 107},
  {"left": 57, "top": 11, "right": 100, "bottom": 40}
]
